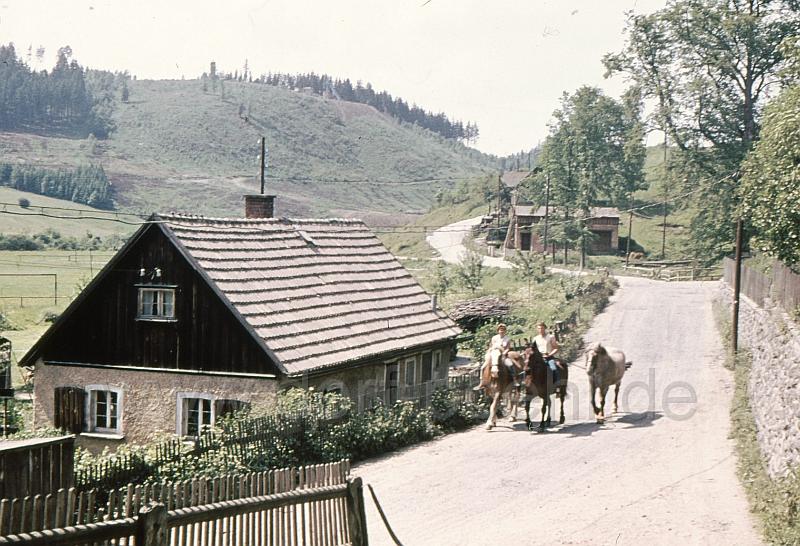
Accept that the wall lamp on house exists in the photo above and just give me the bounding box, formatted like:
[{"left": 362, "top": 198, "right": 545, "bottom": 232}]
[{"left": 139, "top": 267, "right": 162, "bottom": 280}]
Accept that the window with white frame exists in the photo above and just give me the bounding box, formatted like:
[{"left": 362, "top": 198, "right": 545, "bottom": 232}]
[
  {"left": 403, "top": 357, "right": 416, "bottom": 386},
  {"left": 137, "top": 287, "right": 175, "bottom": 319},
  {"left": 85, "top": 385, "right": 123, "bottom": 434},
  {"left": 433, "top": 350, "right": 442, "bottom": 377},
  {"left": 177, "top": 393, "right": 215, "bottom": 438}
]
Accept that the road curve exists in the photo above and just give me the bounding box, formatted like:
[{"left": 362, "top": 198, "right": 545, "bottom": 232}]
[
  {"left": 426, "top": 216, "right": 512, "bottom": 268},
  {"left": 354, "top": 277, "right": 762, "bottom": 546}
]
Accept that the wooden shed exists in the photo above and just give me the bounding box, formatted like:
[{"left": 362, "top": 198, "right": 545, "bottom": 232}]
[
  {"left": 506, "top": 205, "right": 621, "bottom": 254},
  {"left": 0, "top": 436, "right": 74, "bottom": 499}
]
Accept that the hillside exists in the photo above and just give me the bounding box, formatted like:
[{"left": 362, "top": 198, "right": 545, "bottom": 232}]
[
  {"left": 0, "top": 187, "right": 136, "bottom": 240},
  {"left": 0, "top": 79, "right": 496, "bottom": 224}
]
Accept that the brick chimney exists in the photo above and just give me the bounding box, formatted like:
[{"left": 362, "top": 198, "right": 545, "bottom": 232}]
[{"left": 244, "top": 194, "right": 276, "bottom": 219}]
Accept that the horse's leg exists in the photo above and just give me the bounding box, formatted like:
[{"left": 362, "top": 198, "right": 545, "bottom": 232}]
[
  {"left": 524, "top": 398, "right": 531, "bottom": 428},
  {"left": 590, "top": 380, "right": 599, "bottom": 418},
  {"left": 509, "top": 385, "right": 519, "bottom": 421},
  {"left": 545, "top": 394, "right": 552, "bottom": 428},
  {"left": 598, "top": 386, "right": 609, "bottom": 423},
  {"left": 488, "top": 391, "right": 502, "bottom": 429},
  {"left": 559, "top": 392, "right": 566, "bottom": 425},
  {"left": 539, "top": 396, "right": 547, "bottom": 431},
  {"left": 486, "top": 391, "right": 497, "bottom": 429}
]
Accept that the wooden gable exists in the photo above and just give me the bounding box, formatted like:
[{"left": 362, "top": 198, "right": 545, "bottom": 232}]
[{"left": 23, "top": 223, "right": 279, "bottom": 375}]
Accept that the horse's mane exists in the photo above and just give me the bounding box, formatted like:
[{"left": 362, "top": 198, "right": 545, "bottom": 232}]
[{"left": 524, "top": 342, "right": 546, "bottom": 370}]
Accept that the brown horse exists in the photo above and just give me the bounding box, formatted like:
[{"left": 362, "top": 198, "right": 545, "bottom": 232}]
[
  {"left": 482, "top": 347, "right": 524, "bottom": 430},
  {"left": 514, "top": 342, "right": 569, "bottom": 431},
  {"left": 586, "top": 343, "right": 632, "bottom": 423}
]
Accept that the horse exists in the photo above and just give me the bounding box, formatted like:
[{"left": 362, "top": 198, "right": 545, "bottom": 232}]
[
  {"left": 482, "top": 347, "right": 525, "bottom": 430},
  {"left": 514, "top": 342, "right": 569, "bottom": 431},
  {"left": 586, "top": 343, "right": 632, "bottom": 424}
]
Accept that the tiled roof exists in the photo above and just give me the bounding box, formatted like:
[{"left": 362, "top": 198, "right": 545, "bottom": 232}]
[
  {"left": 160, "top": 215, "right": 460, "bottom": 376},
  {"left": 501, "top": 171, "right": 532, "bottom": 188},
  {"left": 514, "top": 206, "right": 620, "bottom": 219}
]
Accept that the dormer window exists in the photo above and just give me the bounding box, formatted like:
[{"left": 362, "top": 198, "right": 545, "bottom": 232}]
[{"left": 137, "top": 287, "right": 175, "bottom": 319}]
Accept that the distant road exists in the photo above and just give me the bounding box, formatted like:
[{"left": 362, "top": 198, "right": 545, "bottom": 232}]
[{"left": 426, "top": 216, "right": 512, "bottom": 269}]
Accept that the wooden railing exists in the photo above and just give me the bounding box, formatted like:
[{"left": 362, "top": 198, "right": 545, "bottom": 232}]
[
  {"left": 0, "top": 461, "right": 364, "bottom": 545},
  {"left": 622, "top": 265, "right": 721, "bottom": 282},
  {"left": 723, "top": 257, "right": 800, "bottom": 313}
]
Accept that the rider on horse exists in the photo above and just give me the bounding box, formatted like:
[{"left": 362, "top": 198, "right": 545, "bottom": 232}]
[
  {"left": 533, "top": 321, "right": 563, "bottom": 384},
  {"left": 474, "top": 323, "right": 517, "bottom": 390}
]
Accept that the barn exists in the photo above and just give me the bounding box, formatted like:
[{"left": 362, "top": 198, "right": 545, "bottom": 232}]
[
  {"left": 506, "top": 205, "right": 621, "bottom": 254},
  {"left": 22, "top": 195, "right": 461, "bottom": 447}
]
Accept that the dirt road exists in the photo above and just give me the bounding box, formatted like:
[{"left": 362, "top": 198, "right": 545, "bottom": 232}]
[
  {"left": 354, "top": 276, "right": 762, "bottom": 545},
  {"left": 426, "top": 216, "right": 512, "bottom": 268}
]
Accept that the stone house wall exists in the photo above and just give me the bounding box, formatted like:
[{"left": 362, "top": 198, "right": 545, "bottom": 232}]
[
  {"left": 34, "top": 360, "right": 278, "bottom": 450},
  {"left": 716, "top": 283, "right": 800, "bottom": 478}
]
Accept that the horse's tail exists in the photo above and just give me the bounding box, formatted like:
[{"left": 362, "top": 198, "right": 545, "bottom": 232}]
[{"left": 625, "top": 361, "right": 633, "bottom": 370}]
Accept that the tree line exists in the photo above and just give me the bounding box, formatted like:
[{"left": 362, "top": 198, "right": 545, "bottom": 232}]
[
  {"left": 605, "top": 0, "right": 800, "bottom": 266},
  {"left": 513, "top": 0, "right": 800, "bottom": 269},
  {"left": 0, "top": 163, "right": 113, "bottom": 209},
  {"left": 203, "top": 67, "right": 479, "bottom": 143},
  {"left": 0, "top": 43, "right": 117, "bottom": 138},
  {"left": 517, "top": 86, "right": 646, "bottom": 267}
]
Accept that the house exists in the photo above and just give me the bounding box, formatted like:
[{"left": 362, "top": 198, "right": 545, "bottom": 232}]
[
  {"left": 23, "top": 195, "right": 461, "bottom": 447},
  {"left": 506, "top": 205, "right": 621, "bottom": 254}
]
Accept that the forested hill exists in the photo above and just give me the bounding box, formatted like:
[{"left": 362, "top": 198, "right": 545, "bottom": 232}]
[
  {"left": 0, "top": 64, "right": 498, "bottom": 223},
  {"left": 216, "top": 69, "right": 479, "bottom": 143}
]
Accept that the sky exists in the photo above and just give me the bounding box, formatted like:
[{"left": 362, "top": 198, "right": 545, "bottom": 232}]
[{"left": 0, "top": 0, "right": 668, "bottom": 156}]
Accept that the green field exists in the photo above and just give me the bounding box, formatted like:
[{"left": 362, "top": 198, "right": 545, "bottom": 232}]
[
  {"left": 0, "top": 187, "right": 137, "bottom": 239},
  {"left": 0, "top": 250, "right": 111, "bottom": 383}
]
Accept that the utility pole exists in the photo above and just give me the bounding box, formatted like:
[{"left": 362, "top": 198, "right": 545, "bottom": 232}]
[
  {"left": 496, "top": 173, "right": 502, "bottom": 228},
  {"left": 625, "top": 197, "right": 633, "bottom": 267},
  {"left": 731, "top": 164, "right": 748, "bottom": 359},
  {"left": 542, "top": 171, "right": 551, "bottom": 254},
  {"left": 661, "top": 130, "right": 668, "bottom": 259},
  {"left": 260, "top": 136, "right": 266, "bottom": 194}
]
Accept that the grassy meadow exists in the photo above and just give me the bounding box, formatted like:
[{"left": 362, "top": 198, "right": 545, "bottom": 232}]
[
  {"left": 0, "top": 250, "right": 112, "bottom": 385},
  {"left": 0, "top": 79, "right": 497, "bottom": 222}
]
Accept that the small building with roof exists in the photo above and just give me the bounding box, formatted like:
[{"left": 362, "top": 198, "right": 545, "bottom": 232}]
[
  {"left": 506, "top": 205, "right": 621, "bottom": 254},
  {"left": 23, "top": 195, "right": 460, "bottom": 445}
]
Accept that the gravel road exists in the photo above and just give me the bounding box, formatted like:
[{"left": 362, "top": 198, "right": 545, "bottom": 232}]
[
  {"left": 426, "top": 216, "right": 512, "bottom": 268},
  {"left": 354, "top": 276, "right": 762, "bottom": 546}
]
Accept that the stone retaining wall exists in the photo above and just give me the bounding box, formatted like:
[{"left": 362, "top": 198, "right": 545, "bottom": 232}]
[{"left": 717, "top": 282, "right": 800, "bottom": 478}]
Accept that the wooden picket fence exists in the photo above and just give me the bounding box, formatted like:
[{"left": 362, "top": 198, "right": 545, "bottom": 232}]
[
  {"left": 0, "top": 460, "right": 366, "bottom": 545},
  {"left": 724, "top": 257, "right": 800, "bottom": 314}
]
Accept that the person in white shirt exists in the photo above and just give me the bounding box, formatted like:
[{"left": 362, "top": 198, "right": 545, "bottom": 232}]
[
  {"left": 534, "top": 321, "right": 563, "bottom": 384},
  {"left": 475, "top": 323, "right": 514, "bottom": 390}
]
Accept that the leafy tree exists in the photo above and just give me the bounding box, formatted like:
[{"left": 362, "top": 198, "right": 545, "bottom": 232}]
[
  {"left": 456, "top": 250, "right": 484, "bottom": 295},
  {"left": 510, "top": 251, "right": 546, "bottom": 299},
  {"left": 604, "top": 0, "right": 800, "bottom": 260},
  {"left": 540, "top": 86, "right": 645, "bottom": 264},
  {"left": 431, "top": 260, "right": 451, "bottom": 298},
  {"left": 121, "top": 80, "right": 129, "bottom": 102},
  {"left": 739, "top": 39, "right": 800, "bottom": 267}
]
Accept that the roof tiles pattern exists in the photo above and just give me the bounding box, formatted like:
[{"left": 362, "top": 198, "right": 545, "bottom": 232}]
[{"left": 160, "top": 215, "right": 460, "bottom": 375}]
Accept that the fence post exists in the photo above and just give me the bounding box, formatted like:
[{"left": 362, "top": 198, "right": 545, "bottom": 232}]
[
  {"left": 345, "top": 477, "right": 369, "bottom": 546},
  {"left": 135, "top": 502, "right": 168, "bottom": 546}
]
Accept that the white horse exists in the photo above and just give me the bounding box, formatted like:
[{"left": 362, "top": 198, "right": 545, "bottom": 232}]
[
  {"left": 482, "top": 347, "right": 523, "bottom": 430},
  {"left": 586, "top": 343, "right": 632, "bottom": 423}
]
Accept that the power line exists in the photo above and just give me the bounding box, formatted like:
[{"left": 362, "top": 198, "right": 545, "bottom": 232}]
[{"left": 0, "top": 173, "right": 732, "bottom": 235}]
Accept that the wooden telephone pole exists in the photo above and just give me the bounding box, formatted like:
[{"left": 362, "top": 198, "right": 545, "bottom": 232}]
[{"left": 260, "top": 137, "right": 266, "bottom": 194}]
